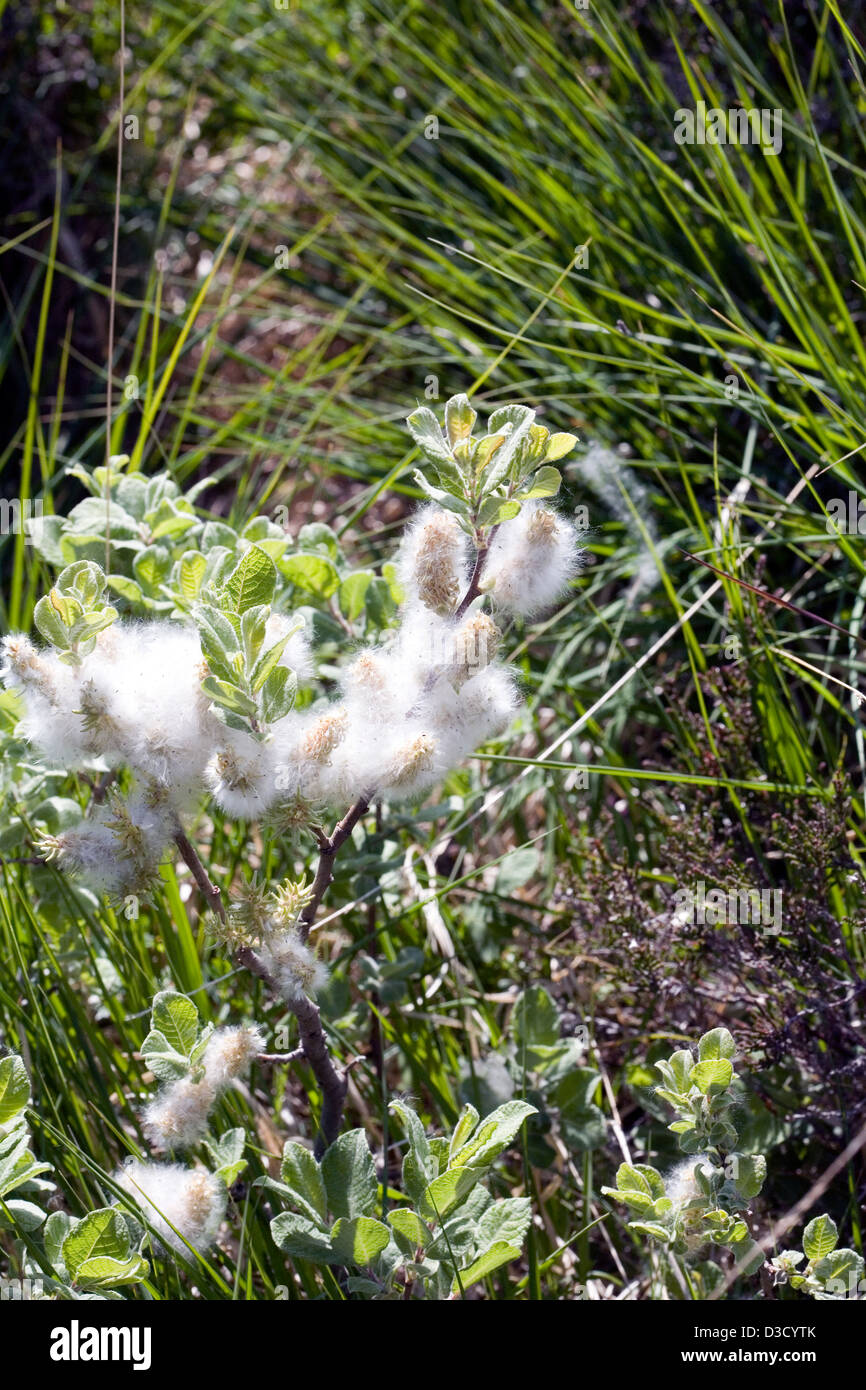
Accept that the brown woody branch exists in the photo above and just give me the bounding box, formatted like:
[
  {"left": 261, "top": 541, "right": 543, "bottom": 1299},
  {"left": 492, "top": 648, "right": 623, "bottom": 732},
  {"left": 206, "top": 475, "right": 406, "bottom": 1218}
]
[
  {"left": 297, "top": 795, "right": 371, "bottom": 944},
  {"left": 174, "top": 826, "right": 226, "bottom": 922},
  {"left": 174, "top": 797, "right": 371, "bottom": 1156},
  {"left": 454, "top": 523, "right": 499, "bottom": 619},
  {"left": 237, "top": 944, "right": 349, "bottom": 1157}
]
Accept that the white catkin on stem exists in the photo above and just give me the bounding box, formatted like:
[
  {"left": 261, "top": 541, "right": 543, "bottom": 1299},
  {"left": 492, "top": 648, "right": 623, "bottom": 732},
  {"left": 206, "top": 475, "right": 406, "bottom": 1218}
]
[{"left": 116, "top": 1160, "right": 226, "bottom": 1256}]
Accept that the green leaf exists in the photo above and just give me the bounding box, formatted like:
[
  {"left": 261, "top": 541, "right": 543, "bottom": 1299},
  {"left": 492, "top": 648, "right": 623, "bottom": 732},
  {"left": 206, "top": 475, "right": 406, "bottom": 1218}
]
[
  {"left": 0, "top": 1131, "right": 32, "bottom": 1197},
  {"left": 207, "top": 1128, "right": 246, "bottom": 1187},
  {"left": 813, "top": 1247, "right": 864, "bottom": 1290},
  {"left": 177, "top": 550, "right": 208, "bottom": 605},
  {"left": 74, "top": 1253, "right": 149, "bottom": 1289},
  {"left": 728, "top": 1154, "right": 767, "bottom": 1201},
  {"left": 62, "top": 1208, "right": 132, "bottom": 1280},
  {"left": 519, "top": 465, "right": 562, "bottom": 500},
  {"left": 544, "top": 432, "right": 578, "bottom": 462},
  {"left": 33, "top": 595, "right": 70, "bottom": 648},
  {"left": 201, "top": 520, "right": 239, "bottom": 553},
  {"left": 281, "top": 552, "right": 341, "bottom": 599},
  {"left": 803, "top": 1213, "right": 838, "bottom": 1262},
  {"left": 698, "top": 1028, "right": 737, "bottom": 1062},
  {"left": 496, "top": 845, "right": 541, "bottom": 896},
  {"left": 133, "top": 544, "right": 172, "bottom": 594},
  {"left": 224, "top": 546, "right": 277, "bottom": 614},
  {"left": 364, "top": 575, "right": 397, "bottom": 628},
  {"left": 476, "top": 1196, "right": 531, "bottom": 1251},
  {"left": 0, "top": 1055, "right": 30, "bottom": 1124},
  {"left": 270, "top": 1211, "right": 336, "bottom": 1264},
  {"left": 54, "top": 559, "right": 105, "bottom": 598},
  {"left": 453, "top": 1240, "right": 521, "bottom": 1292},
  {"left": 419, "top": 1166, "right": 482, "bottom": 1222},
  {"left": 196, "top": 603, "right": 241, "bottom": 654},
  {"left": 140, "top": 1029, "right": 190, "bottom": 1083},
  {"left": 260, "top": 665, "right": 297, "bottom": 724},
  {"left": 513, "top": 985, "right": 559, "bottom": 1051},
  {"left": 250, "top": 632, "right": 293, "bottom": 693},
  {"left": 691, "top": 1059, "right": 733, "bottom": 1095},
  {"left": 200, "top": 675, "right": 259, "bottom": 719},
  {"left": 151, "top": 991, "right": 199, "bottom": 1060},
  {"left": 388, "top": 1208, "right": 431, "bottom": 1253},
  {"left": 329, "top": 1216, "right": 390, "bottom": 1266},
  {"left": 44, "top": 1210, "right": 72, "bottom": 1275},
  {"left": 601, "top": 1185, "right": 656, "bottom": 1215},
  {"left": 296, "top": 522, "right": 340, "bottom": 560},
  {"left": 444, "top": 393, "right": 477, "bottom": 447},
  {"left": 657, "top": 1049, "right": 695, "bottom": 1094},
  {"left": 0, "top": 1198, "right": 46, "bottom": 1232},
  {"left": 449, "top": 1104, "right": 480, "bottom": 1161},
  {"left": 613, "top": 1163, "right": 653, "bottom": 1196},
  {"left": 481, "top": 404, "right": 535, "bottom": 491},
  {"left": 280, "top": 1140, "right": 327, "bottom": 1226},
  {"left": 67, "top": 499, "right": 140, "bottom": 540},
  {"left": 628, "top": 1220, "right": 671, "bottom": 1243},
  {"left": 477, "top": 495, "right": 520, "bottom": 528},
  {"left": 339, "top": 571, "right": 374, "bottom": 622},
  {"left": 240, "top": 605, "right": 270, "bottom": 666},
  {"left": 149, "top": 500, "right": 197, "bottom": 542},
  {"left": 47, "top": 588, "right": 80, "bottom": 626},
  {"left": 729, "top": 1236, "right": 766, "bottom": 1276},
  {"left": 449, "top": 1099, "right": 537, "bottom": 1169},
  {"left": 406, "top": 405, "right": 453, "bottom": 463},
  {"left": 631, "top": 1165, "right": 667, "bottom": 1200},
  {"left": 71, "top": 609, "right": 118, "bottom": 642},
  {"left": 390, "top": 1100, "right": 435, "bottom": 1203},
  {"left": 106, "top": 573, "right": 143, "bottom": 605},
  {"left": 321, "top": 1129, "right": 377, "bottom": 1219}
]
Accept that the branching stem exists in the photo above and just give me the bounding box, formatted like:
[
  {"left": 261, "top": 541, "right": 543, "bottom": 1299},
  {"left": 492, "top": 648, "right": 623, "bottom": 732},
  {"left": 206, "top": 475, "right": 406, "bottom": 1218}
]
[
  {"left": 173, "top": 827, "right": 226, "bottom": 923},
  {"left": 174, "top": 796, "right": 371, "bottom": 1155}
]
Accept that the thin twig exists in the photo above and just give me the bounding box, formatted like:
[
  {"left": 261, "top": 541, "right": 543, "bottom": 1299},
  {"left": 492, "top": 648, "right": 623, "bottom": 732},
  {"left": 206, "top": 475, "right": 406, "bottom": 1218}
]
[
  {"left": 454, "top": 525, "right": 498, "bottom": 619},
  {"left": 298, "top": 795, "right": 371, "bottom": 943},
  {"left": 257, "top": 1049, "right": 305, "bottom": 1065},
  {"left": 680, "top": 548, "right": 860, "bottom": 646},
  {"left": 173, "top": 827, "right": 226, "bottom": 922},
  {"left": 174, "top": 794, "right": 372, "bottom": 1154}
]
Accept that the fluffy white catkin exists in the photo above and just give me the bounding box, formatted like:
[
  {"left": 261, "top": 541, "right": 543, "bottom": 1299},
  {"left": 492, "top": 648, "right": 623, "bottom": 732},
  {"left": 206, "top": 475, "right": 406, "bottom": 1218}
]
[
  {"left": 483, "top": 501, "right": 581, "bottom": 617},
  {"left": 116, "top": 1160, "right": 226, "bottom": 1256},
  {"left": 142, "top": 1024, "right": 264, "bottom": 1151}
]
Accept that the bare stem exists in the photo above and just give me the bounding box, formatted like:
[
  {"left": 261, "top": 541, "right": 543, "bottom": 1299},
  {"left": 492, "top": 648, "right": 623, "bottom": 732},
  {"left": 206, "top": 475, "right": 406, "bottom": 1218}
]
[
  {"left": 173, "top": 827, "right": 226, "bottom": 922},
  {"left": 297, "top": 795, "right": 371, "bottom": 944},
  {"left": 237, "top": 945, "right": 349, "bottom": 1158},
  {"left": 173, "top": 797, "right": 371, "bottom": 1154},
  {"left": 454, "top": 524, "right": 499, "bottom": 618}
]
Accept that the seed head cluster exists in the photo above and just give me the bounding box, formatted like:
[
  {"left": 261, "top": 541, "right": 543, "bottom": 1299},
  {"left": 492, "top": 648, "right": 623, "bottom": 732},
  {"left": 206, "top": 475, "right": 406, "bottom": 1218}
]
[{"left": 2, "top": 496, "right": 579, "bottom": 903}]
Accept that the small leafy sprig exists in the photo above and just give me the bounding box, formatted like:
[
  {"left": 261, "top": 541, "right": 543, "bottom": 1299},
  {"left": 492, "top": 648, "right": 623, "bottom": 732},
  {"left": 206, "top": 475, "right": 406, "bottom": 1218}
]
[
  {"left": 602, "top": 1029, "right": 765, "bottom": 1280},
  {"left": 408, "top": 393, "right": 577, "bottom": 533},
  {"left": 770, "top": 1215, "right": 865, "bottom": 1300},
  {"left": 32, "top": 560, "right": 119, "bottom": 664},
  {"left": 193, "top": 545, "right": 301, "bottom": 734},
  {"left": 264, "top": 1098, "right": 536, "bottom": 1299}
]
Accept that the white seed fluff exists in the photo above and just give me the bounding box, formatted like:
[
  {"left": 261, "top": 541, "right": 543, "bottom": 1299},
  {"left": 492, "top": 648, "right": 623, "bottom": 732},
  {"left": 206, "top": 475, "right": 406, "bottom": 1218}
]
[
  {"left": 483, "top": 502, "right": 581, "bottom": 616},
  {"left": 116, "top": 1160, "right": 226, "bottom": 1256},
  {"left": 143, "top": 1024, "right": 264, "bottom": 1151}
]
